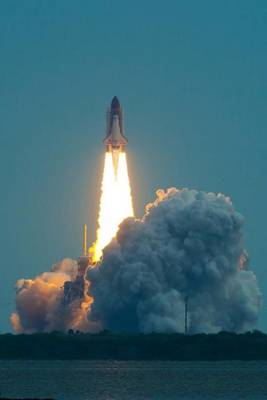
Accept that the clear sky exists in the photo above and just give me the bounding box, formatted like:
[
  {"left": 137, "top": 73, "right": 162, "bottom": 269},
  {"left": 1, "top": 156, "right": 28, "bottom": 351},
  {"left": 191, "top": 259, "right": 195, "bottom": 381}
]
[{"left": 0, "top": 0, "right": 266, "bottom": 332}]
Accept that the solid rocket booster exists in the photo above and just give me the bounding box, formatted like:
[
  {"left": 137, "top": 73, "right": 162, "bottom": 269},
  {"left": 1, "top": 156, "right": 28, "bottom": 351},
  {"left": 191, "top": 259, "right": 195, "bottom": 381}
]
[{"left": 103, "top": 96, "right": 128, "bottom": 151}]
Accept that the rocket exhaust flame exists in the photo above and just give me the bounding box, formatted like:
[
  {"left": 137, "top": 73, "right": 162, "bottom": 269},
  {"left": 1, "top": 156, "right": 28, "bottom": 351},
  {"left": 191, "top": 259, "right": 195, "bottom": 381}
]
[{"left": 92, "top": 150, "right": 134, "bottom": 262}]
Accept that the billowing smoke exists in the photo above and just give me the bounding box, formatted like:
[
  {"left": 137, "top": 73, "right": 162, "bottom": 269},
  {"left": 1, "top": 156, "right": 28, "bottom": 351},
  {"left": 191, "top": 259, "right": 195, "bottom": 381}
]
[
  {"left": 88, "top": 188, "right": 261, "bottom": 334},
  {"left": 11, "top": 258, "right": 98, "bottom": 333},
  {"left": 12, "top": 188, "right": 261, "bottom": 334}
]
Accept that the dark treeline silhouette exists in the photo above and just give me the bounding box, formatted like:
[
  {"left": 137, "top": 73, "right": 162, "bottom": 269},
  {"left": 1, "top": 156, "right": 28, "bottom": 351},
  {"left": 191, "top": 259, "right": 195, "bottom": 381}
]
[{"left": 1, "top": 330, "right": 267, "bottom": 360}]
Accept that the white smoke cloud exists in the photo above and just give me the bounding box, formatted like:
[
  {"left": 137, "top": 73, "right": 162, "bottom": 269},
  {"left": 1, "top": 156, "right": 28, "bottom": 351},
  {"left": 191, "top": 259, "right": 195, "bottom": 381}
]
[
  {"left": 88, "top": 188, "right": 261, "bottom": 333},
  {"left": 12, "top": 188, "right": 261, "bottom": 334}
]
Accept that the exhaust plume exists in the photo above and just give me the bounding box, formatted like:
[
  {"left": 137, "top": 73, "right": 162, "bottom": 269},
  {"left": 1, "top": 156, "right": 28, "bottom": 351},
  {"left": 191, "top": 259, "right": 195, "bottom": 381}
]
[
  {"left": 88, "top": 188, "right": 261, "bottom": 333},
  {"left": 92, "top": 151, "right": 134, "bottom": 262},
  {"left": 12, "top": 188, "right": 261, "bottom": 334}
]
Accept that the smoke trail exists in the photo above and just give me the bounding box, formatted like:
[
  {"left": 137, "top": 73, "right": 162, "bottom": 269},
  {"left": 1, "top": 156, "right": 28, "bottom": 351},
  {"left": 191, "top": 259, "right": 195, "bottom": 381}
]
[{"left": 88, "top": 188, "right": 261, "bottom": 333}]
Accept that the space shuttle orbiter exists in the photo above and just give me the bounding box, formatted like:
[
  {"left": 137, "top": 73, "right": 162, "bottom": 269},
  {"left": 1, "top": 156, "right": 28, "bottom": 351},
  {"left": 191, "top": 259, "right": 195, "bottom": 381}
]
[{"left": 103, "top": 96, "right": 128, "bottom": 151}]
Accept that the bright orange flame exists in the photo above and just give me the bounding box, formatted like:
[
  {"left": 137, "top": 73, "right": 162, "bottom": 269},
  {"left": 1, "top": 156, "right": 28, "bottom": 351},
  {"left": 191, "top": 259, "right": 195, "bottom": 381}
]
[{"left": 92, "top": 150, "right": 134, "bottom": 262}]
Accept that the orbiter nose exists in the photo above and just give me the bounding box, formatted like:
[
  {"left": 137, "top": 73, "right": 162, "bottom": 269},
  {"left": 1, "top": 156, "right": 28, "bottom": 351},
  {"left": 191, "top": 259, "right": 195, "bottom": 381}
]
[{"left": 111, "top": 96, "right": 121, "bottom": 113}]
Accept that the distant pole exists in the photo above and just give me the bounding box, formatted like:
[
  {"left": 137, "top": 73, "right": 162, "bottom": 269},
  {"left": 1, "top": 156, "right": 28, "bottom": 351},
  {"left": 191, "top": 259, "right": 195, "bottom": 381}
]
[{"left": 184, "top": 296, "right": 188, "bottom": 335}]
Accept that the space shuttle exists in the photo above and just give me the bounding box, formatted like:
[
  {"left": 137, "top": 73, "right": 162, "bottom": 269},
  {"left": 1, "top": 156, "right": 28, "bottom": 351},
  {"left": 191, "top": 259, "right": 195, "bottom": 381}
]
[{"left": 103, "top": 96, "right": 128, "bottom": 151}]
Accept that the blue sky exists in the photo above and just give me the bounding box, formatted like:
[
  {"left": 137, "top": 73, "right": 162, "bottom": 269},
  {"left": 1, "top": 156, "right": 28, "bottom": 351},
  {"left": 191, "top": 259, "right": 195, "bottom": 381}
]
[{"left": 0, "top": 0, "right": 266, "bottom": 332}]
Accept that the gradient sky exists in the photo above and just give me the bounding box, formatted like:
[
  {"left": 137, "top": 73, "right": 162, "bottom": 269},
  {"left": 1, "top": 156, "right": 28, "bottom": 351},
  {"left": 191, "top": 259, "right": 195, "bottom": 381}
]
[{"left": 0, "top": 1, "right": 266, "bottom": 332}]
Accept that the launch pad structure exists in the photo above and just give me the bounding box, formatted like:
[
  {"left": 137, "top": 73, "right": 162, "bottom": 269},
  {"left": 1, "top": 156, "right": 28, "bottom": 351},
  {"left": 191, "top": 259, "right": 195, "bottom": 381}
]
[{"left": 63, "top": 224, "right": 92, "bottom": 306}]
